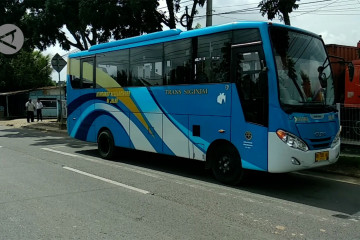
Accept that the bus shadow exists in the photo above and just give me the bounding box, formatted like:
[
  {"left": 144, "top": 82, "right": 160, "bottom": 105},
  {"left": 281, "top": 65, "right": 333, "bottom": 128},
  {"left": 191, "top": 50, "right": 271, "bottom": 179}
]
[
  {"left": 240, "top": 171, "right": 360, "bottom": 217},
  {"left": 77, "top": 147, "right": 210, "bottom": 180},
  {"left": 76, "top": 147, "right": 360, "bottom": 218}
]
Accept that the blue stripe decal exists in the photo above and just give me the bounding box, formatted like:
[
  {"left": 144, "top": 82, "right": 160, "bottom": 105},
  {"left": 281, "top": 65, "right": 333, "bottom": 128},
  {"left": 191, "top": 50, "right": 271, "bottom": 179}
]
[{"left": 67, "top": 93, "right": 96, "bottom": 116}]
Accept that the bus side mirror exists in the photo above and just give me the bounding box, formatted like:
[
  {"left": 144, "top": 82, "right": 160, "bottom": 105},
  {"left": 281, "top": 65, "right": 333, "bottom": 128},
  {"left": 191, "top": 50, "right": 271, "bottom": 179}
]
[
  {"left": 317, "top": 66, "right": 327, "bottom": 88},
  {"left": 348, "top": 63, "right": 354, "bottom": 82}
]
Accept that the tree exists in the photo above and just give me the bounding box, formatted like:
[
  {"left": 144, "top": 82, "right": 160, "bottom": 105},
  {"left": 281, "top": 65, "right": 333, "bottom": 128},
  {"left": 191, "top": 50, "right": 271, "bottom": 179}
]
[
  {"left": 258, "top": 0, "right": 299, "bottom": 26},
  {"left": 0, "top": 0, "right": 26, "bottom": 26},
  {"left": 186, "top": 0, "right": 206, "bottom": 30},
  {"left": 23, "top": 0, "right": 163, "bottom": 51},
  {"left": 162, "top": 0, "right": 181, "bottom": 29},
  {"left": 162, "top": 0, "right": 206, "bottom": 30},
  {"left": 0, "top": 50, "right": 53, "bottom": 92}
]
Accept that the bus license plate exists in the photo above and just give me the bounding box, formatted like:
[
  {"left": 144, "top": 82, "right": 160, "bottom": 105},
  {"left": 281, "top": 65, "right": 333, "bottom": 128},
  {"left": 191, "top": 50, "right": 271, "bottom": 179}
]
[{"left": 315, "top": 151, "right": 329, "bottom": 162}]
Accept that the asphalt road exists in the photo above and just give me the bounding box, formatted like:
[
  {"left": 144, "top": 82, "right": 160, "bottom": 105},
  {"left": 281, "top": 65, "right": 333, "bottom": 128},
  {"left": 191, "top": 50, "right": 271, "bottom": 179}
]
[{"left": 0, "top": 126, "right": 360, "bottom": 240}]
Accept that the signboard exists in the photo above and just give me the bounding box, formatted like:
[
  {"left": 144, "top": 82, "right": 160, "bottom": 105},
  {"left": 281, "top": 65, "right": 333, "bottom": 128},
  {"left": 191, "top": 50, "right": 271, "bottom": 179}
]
[
  {"left": 0, "top": 24, "right": 24, "bottom": 55},
  {"left": 51, "top": 53, "right": 67, "bottom": 73}
]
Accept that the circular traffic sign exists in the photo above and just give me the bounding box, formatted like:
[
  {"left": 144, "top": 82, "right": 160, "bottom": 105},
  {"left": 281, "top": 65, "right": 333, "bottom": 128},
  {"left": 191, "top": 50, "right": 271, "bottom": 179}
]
[{"left": 0, "top": 24, "right": 24, "bottom": 55}]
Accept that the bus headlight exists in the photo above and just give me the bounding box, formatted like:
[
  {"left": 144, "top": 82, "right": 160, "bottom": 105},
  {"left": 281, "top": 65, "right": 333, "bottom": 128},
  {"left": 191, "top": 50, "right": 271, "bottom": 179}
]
[
  {"left": 331, "top": 127, "right": 341, "bottom": 148},
  {"left": 276, "top": 130, "right": 309, "bottom": 152}
]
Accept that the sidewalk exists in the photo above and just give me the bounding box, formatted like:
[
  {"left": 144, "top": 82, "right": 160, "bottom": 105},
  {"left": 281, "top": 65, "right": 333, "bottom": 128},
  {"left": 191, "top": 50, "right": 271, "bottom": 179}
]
[
  {"left": 0, "top": 118, "right": 67, "bottom": 135},
  {"left": 0, "top": 118, "right": 359, "bottom": 179}
]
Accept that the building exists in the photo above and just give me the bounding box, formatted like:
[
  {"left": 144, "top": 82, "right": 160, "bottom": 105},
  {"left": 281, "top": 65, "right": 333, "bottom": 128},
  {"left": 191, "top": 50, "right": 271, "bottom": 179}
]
[{"left": 0, "top": 86, "right": 66, "bottom": 119}]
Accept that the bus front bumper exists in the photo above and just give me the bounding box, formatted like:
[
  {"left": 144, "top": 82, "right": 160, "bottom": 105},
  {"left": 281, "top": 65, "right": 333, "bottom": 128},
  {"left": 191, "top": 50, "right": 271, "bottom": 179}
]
[{"left": 267, "top": 133, "right": 340, "bottom": 173}]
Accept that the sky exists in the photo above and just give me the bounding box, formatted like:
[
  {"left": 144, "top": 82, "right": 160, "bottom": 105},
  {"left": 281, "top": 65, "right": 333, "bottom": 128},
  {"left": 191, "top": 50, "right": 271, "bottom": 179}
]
[{"left": 44, "top": 0, "right": 360, "bottom": 82}]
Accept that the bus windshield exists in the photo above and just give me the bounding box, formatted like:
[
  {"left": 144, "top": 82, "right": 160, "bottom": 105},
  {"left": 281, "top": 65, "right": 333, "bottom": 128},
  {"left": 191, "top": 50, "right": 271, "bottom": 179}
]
[{"left": 270, "top": 27, "right": 335, "bottom": 112}]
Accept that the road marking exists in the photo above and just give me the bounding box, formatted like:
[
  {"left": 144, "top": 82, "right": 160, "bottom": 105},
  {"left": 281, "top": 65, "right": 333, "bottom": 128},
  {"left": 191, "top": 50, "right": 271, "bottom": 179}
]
[
  {"left": 63, "top": 166, "right": 150, "bottom": 195},
  {"left": 294, "top": 172, "right": 360, "bottom": 186},
  {"left": 41, "top": 147, "right": 160, "bottom": 179}
]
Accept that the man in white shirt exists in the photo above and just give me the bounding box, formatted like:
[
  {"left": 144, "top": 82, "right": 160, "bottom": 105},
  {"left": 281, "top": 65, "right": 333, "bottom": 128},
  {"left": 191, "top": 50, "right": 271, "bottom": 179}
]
[
  {"left": 25, "top": 99, "right": 35, "bottom": 123},
  {"left": 36, "top": 99, "right": 44, "bottom": 122}
]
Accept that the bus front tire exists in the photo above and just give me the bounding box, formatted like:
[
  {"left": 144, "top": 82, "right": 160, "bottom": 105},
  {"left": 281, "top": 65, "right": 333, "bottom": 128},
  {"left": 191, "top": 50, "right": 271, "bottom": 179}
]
[
  {"left": 98, "top": 130, "right": 115, "bottom": 159},
  {"left": 211, "top": 144, "right": 244, "bottom": 185}
]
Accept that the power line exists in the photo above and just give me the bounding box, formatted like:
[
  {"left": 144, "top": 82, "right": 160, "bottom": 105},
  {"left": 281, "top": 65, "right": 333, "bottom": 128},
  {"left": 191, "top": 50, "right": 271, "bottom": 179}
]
[{"left": 292, "top": 0, "right": 341, "bottom": 17}]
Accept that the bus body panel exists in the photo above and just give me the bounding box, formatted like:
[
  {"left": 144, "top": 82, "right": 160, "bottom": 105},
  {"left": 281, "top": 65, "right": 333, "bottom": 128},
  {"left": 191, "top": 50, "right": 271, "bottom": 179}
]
[
  {"left": 230, "top": 84, "right": 268, "bottom": 171},
  {"left": 67, "top": 21, "right": 340, "bottom": 178},
  {"left": 67, "top": 83, "right": 237, "bottom": 161},
  {"left": 268, "top": 132, "right": 340, "bottom": 173}
]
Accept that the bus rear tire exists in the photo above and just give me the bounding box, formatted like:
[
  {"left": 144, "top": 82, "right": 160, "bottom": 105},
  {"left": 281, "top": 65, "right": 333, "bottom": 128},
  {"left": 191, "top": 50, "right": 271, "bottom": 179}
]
[
  {"left": 98, "top": 130, "right": 115, "bottom": 159},
  {"left": 211, "top": 144, "right": 244, "bottom": 185}
]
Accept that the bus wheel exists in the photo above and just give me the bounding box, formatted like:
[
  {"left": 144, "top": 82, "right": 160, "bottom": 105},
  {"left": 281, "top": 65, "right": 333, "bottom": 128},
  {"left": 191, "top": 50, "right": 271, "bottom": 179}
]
[
  {"left": 98, "top": 130, "right": 115, "bottom": 159},
  {"left": 211, "top": 144, "right": 243, "bottom": 185}
]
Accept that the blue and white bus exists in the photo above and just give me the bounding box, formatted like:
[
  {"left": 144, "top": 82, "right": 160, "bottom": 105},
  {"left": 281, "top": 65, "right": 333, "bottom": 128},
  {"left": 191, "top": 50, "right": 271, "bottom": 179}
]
[{"left": 67, "top": 22, "right": 340, "bottom": 184}]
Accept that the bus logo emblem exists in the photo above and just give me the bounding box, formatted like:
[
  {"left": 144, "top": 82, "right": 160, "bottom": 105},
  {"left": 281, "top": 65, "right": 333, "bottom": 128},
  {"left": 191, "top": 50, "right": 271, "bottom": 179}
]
[
  {"left": 245, "top": 131, "right": 252, "bottom": 141},
  {"left": 217, "top": 93, "right": 226, "bottom": 104},
  {"left": 314, "top": 132, "right": 326, "bottom": 137}
]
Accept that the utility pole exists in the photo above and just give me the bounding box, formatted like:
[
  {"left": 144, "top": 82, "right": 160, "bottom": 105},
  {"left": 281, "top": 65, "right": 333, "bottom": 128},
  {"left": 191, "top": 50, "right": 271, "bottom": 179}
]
[{"left": 206, "top": 0, "right": 213, "bottom": 27}]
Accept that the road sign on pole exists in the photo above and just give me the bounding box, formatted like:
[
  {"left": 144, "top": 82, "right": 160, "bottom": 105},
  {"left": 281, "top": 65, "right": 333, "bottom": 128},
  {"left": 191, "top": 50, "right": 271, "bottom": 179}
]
[
  {"left": 51, "top": 53, "right": 67, "bottom": 73},
  {"left": 51, "top": 53, "right": 67, "bottom": 128}
]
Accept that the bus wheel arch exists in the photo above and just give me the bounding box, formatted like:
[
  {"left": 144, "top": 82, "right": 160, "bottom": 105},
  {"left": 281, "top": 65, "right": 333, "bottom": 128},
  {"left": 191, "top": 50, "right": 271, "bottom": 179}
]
[
  {"left": 206, "top": 140, "right": 244, "bottom": 185},
  {"left": 97, "top": 128, "right": 115, "bottom": 159}
]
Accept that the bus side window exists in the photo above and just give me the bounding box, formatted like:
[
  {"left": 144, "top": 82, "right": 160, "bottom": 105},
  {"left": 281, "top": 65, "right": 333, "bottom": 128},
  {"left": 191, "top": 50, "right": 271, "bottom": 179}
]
[
  {"left": 130, "top": 44, "right": 163, "bottom": 86},
  {"left": 164, "top": 39, "right": 192, "bottom": 85},
  {"left": 81, "top": 58, "right": 95, "bottom": 88},
  {"left": 234, "top": 49, "right": 268, "bottom": 126},
  {"left": 196, "top": 32, "right": 232, "bottom": 83},
  {"left": 96, "top": 50, "right": 129, "bottom": 88},
  {"left": 69, "top": 58, "right": 81, "bottom": 89}
]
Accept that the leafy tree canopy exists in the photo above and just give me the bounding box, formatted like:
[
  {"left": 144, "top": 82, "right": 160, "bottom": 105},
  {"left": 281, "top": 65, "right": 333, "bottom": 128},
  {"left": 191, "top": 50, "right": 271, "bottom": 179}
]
[
  {"left": 162, "top": 0, "right": 206, "bottom": 30},
  {"left": 23, "top": 0, "right": 163, "bottom": 51},
  {"left": 0, "top": 50, "right": 53, "bottom": 92},
  {"left": 258, "top": 0, "right": 299, "bottom": 25}
]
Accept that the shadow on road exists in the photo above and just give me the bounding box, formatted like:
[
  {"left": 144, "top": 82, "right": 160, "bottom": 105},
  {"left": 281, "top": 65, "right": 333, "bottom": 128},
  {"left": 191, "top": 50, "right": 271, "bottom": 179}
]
[
  {"left": 0, "top": 127, "right": 95, "bottom": 149},
  {"left": 76, "top": 146, "right": 360, "bottom": 218},
  {"left": 2, "top": 126, "right": 359, "bottom": 218}
]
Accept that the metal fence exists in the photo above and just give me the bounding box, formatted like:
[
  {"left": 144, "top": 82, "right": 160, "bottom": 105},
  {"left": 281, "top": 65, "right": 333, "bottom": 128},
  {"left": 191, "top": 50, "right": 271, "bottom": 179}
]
[{"left": 338, "top": 103, "right": 360, "bottom": 145}]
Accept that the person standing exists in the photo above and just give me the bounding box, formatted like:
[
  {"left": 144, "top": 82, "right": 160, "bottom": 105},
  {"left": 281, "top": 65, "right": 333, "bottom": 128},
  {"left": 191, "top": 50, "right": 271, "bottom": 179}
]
[
  {"left": 36, "top": 99, "right": 44, "bottom": 122},
  {"left": 25, "top": 99, "right": 35, "bottom": 123}
]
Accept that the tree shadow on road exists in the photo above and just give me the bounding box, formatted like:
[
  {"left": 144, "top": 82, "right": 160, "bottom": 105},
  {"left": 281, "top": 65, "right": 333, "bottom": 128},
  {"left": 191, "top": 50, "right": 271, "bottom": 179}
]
[{"left": 0, "top": 127, "right": 95, "bottom": 149}]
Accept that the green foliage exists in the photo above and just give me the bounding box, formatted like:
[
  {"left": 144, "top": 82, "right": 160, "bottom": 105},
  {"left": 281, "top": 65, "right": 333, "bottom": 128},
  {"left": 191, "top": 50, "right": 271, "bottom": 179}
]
[
  {"left": 258, "top": 0, "right": 299, "bottom": 25},
  {"left": 0, "top": 50, "right": 53, "bottom": 92},
  {"left": 163, "top": 0, "right": 206, "bottom": 30},
  {"left": 23, "top": 0, "right": 163, "bottom": 51}
]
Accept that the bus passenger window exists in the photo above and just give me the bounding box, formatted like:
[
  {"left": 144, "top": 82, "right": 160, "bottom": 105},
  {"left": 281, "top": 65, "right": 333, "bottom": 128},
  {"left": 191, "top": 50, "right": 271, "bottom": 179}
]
[
  {"left": 164, "top": 39, "right": 192, "bottom": 85},
  {"left": 96, "top": 50, "right": 129, "bottom": 88},
  {"left": 69, "top": 58, "right": 81, "bottom": 89},
  {"left": 81, "top": 58, "right": 95, "bottom": 88},
  {"left": 130, "top": 44, "right": 163, "bottom": 86},
  {"left": 196, "top": 32, "right": 231, "bottom": 83}
]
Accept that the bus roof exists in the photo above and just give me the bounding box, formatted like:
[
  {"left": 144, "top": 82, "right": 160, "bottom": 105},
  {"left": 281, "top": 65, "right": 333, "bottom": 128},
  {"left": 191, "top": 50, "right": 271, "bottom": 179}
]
[{"left": 69, "top": 21, "right": 319, "bottom": 58}]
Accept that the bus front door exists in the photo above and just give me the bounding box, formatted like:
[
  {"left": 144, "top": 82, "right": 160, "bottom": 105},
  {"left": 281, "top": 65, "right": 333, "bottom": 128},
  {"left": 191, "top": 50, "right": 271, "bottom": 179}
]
[{"left": 231, "top": 45, "right": 269, "bottom": 171}]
